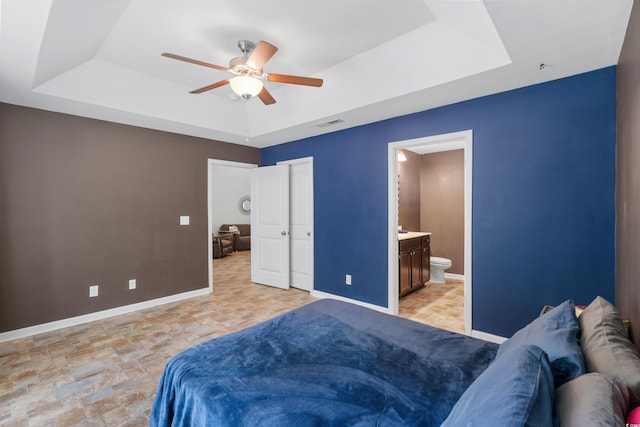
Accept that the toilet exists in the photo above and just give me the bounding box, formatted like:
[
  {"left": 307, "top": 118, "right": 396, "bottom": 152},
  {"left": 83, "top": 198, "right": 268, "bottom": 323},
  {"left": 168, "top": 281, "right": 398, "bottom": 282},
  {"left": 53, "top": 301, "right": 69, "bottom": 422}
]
[{"left": 430, "top": 257, "right": 452, "bottom": 283}]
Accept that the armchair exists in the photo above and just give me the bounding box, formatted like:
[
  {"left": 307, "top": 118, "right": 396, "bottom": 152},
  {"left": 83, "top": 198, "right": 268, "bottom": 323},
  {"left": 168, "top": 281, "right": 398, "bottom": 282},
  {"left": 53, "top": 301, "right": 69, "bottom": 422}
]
[{"left": 212, "top": 233, "right": 233, "bottom": 258}]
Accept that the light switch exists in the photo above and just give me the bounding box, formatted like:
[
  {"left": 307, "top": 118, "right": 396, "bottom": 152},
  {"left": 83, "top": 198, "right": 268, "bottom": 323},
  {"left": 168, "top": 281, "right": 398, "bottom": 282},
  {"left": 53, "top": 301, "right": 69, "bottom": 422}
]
[
  {"left": 179, "top": 216, "right": 190, "bottom": 225},
  {"left": 89, "top": 285, "right": 99, "bottom": 297}
]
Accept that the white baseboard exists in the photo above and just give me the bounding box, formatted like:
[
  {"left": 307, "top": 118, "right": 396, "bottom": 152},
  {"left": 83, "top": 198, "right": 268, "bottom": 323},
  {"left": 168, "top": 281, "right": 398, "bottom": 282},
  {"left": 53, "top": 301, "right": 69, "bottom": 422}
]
[
  {"left": 2, "top": 284, "right": 506, "bottom": 345},
  {"left": 0, "top": 286, "right": 212, "bottom": 343},
  {"left": 310, "top": 290, "right": 393, "bottom": 314},
  {"left": 444, "top": 272, "right": 465, "bottom": 281},
  {"left": 471, "top": 329, "right": 507, "bottom": 344}
]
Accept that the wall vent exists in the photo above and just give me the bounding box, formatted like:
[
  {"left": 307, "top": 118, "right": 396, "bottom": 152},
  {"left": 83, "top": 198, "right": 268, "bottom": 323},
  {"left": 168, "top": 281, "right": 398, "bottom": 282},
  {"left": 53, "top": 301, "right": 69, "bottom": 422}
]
[{"left": 315, "top": 118, "right": 344, "bottom": 128}]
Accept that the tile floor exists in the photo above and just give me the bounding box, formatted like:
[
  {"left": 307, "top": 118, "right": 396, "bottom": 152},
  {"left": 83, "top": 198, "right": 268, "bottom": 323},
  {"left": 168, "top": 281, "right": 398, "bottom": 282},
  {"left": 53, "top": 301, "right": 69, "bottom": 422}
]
[
  {"left": 399, "top": 277, "right": 465, "bottom": 334},
  {"left": 0, "top": 250, "right": 463, "bottom": 426}
]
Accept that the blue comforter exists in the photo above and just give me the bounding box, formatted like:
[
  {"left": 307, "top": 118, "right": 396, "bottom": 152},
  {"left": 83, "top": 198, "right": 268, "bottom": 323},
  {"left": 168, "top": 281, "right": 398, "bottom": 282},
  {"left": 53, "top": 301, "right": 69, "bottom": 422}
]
[{"left": 150, "top": 299, "right": 497, "bottom": 426}]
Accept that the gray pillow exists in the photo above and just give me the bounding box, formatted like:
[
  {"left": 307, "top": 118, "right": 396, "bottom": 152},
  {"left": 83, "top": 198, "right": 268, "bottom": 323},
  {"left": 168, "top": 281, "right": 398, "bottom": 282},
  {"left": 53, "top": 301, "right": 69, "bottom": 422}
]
[
  {"left": 556, "top": 373, "right": 629, "bottom": 427},
  {"left": 579, "top": 296, "right": 640, "bottom": 402}
]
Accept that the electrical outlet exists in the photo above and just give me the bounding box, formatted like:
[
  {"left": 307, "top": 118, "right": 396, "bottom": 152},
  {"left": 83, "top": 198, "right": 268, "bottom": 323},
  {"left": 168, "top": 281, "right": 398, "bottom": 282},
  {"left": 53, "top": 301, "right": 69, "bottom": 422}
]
[
  {"left": 128, "top": 279, "right": 136, "bottom": 290},
  {"left": 89, "top": 285, "right": 99, "bottom": 297},
  {"left": 179, "top": 215, "right": 190, "bottom": 225},
  {"left": 345, "top": 274, "right": 352, "bottom": 285}
]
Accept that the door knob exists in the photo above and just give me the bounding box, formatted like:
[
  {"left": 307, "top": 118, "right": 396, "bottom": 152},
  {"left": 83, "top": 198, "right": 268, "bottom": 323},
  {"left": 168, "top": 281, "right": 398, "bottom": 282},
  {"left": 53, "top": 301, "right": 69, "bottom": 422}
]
[{"left": 281, "top": 231, "right": 287, "bottom": 236}]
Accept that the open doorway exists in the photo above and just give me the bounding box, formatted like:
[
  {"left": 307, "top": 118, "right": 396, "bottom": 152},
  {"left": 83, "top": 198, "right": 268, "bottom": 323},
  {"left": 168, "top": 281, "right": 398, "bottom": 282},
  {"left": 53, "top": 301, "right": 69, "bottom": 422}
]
[
  {"left": 207, "top": 159, "right": 258, "bottom": 289},
  {"left": 207, "top": 157, "right": 315, "bottom": 294},
  {"left": 387, "top": 130, "right": 473, "bottom": 335}
]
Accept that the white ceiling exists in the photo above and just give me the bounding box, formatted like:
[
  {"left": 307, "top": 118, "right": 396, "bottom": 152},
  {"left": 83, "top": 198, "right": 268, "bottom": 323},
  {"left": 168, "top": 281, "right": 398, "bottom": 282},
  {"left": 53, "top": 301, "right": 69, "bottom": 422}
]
[{"left": 0, "top": 0, "right": 633, "bottom": 148}]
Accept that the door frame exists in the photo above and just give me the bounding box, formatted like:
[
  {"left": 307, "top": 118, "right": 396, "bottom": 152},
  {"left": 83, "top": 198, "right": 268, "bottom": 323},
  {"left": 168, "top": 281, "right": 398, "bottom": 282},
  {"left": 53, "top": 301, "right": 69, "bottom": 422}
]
[
  {"left": 387, "top": 130, "right": 473, "bottom": 335},
  {"left": 207, "top": 159, "right": 258, "bottom": 290}
]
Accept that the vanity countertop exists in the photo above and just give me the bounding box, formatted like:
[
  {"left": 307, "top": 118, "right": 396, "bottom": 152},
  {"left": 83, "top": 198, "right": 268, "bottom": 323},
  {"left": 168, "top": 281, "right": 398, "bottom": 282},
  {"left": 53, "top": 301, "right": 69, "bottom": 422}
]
[{"left": 398, "top": 231, "right": 431, "bottom": 241}]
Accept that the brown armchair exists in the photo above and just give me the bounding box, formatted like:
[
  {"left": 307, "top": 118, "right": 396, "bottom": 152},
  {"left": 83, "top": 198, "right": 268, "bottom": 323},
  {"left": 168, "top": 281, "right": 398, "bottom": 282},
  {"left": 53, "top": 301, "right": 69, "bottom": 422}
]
[
  {"left": 219, "top": 224, "right": 251, "bottom": 251},
  {"left": 212, "top": 233, "right": 233, "bottom": 258}
]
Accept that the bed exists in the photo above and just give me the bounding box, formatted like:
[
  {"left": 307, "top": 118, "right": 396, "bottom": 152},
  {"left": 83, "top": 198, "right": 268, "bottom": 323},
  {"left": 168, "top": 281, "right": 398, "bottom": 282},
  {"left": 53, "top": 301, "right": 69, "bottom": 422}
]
[{"left": 151, "top": 296, "right": 640, "bottom": 426}]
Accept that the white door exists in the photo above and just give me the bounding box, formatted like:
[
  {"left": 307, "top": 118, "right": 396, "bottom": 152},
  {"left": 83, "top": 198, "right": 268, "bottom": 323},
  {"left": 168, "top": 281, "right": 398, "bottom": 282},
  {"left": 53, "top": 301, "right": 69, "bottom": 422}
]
[
  {"left": 281, "top": 159, "right": 314, "bottom": 291},
  {"left": 251, "top": 165, "right": 290, "bottom": 288}
]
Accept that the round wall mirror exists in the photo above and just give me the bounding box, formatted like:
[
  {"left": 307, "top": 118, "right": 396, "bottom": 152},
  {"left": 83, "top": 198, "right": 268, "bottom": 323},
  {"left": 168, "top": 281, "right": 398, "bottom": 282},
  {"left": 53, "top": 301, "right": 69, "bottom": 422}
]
[{"left": 239, "top": 196, "right": 251, "bottom": 215}]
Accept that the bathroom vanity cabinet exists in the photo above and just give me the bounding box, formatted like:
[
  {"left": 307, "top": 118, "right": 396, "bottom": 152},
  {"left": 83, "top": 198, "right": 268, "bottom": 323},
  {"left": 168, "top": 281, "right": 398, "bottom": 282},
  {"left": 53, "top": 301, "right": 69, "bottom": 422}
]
[{"left": 398, "top": 232, "right": 431, "bottom": 298}]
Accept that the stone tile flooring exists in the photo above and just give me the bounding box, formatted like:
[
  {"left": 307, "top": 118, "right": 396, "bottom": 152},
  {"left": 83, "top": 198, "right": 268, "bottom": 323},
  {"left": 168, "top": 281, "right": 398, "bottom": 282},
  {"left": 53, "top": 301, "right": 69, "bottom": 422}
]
[
  {"left": 399, "top": 278, "right": 465, "bottom": 334},
  {"left": 0, "top": 250, "right": 463, "bottom": 426}
]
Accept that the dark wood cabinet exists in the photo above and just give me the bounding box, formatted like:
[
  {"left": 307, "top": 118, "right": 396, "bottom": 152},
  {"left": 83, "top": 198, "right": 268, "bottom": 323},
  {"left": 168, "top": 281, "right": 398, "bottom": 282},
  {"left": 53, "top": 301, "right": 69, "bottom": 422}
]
[
  {"left": 399, "top": 234, "right": 430, "bottom": 298},
  {"left": 421, "top": 235, "right": 430, "bottom": 284},
  {"left": 399, "top": 250, "right": 412, "bottom": 296}
]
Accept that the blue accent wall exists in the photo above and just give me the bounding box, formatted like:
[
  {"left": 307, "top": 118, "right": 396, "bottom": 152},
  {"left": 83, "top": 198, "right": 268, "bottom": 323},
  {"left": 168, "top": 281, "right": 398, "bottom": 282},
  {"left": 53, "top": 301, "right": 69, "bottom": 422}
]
[{"left": 262, "top": 67, "right": 616, "bottom": 337}]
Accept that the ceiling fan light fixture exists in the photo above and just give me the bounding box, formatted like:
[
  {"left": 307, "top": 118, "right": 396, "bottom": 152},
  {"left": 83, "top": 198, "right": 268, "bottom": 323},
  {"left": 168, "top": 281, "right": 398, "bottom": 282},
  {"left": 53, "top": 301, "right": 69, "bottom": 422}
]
[
  {"left": 230, "top": 75, "right": 263, "bottom": 99},
  {"left": 162, "top": 40, "right": 322, "bottom": 105}
]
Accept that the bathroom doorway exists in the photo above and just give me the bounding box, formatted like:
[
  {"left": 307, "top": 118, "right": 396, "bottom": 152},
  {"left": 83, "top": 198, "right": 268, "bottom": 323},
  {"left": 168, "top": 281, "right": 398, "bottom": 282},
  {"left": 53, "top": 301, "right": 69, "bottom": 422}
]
[{"left": 387, "top": 130, "right": 473, "bottom": 335}]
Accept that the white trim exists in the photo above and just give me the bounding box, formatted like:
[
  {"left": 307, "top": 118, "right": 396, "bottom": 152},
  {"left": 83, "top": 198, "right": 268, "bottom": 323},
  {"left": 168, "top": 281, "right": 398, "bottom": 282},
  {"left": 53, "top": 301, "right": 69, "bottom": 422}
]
[
  {"left": 208, "top": 159, "right": 258, "bottom": 291},
  {"left": 310, "top": 290, "right": 393, "bottom": 314},
  {"left": 470, "top": 329, "right": 508, "bottom": 344},
  {"left": 398, "top": 136, "right": 468, "bottom": 151},
  {"left": 388, "top": 130, "right": 473, "bottom": 335},
  {"left": 463, "top": 135, "right": 473, "bottom": 335},
  {"left": 387, "top": 149, "right": 400, "bottom": 315},
  {"left": 209, "top": 159, "right": 259, "bottom": 168},
  {"left": 277, "top": 156, "right": 314, "bottom": 166},
  {"left": 444, "top": 272, "right": 465, "bottom": 281},
  {"left": 0, "top": 287, "right": 211, "bottom": 343}
]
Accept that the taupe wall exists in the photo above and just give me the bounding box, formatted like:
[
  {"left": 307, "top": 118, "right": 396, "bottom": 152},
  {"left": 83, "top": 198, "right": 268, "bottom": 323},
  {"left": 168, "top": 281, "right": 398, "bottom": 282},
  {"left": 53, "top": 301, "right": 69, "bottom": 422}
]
[
  {"left": 397, "top": 150, "right": 421, "bottom": 231},
  {"left": 397, "top": 148, "right": 465, "bottom": 275},
  {"left": 420, "top": 150, "right": 464, "bottom": 275},
  {"left": 616, "top": 1, "right": 640, "bottom": 346},
  {"left": 0, "top": 103, "right": 260, "bottom": 333}
]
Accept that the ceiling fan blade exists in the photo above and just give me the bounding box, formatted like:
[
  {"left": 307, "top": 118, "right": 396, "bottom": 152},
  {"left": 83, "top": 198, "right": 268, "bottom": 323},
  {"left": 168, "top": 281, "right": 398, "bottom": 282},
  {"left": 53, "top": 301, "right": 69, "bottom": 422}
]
[
  {"left": 162, "top": 52, "right": 228, "bottom": 71},
  {"left": 246, "top": 41, "right": 278, "bottom": 70},
  {"left": 267, "top": 73, "right": 323, "bottom": 87},
  {"left": 190, "top": 79, "right": 230, "bottom": 94},
  {"left": 257, "top": 87, "right": 276, "bottom": 105}
]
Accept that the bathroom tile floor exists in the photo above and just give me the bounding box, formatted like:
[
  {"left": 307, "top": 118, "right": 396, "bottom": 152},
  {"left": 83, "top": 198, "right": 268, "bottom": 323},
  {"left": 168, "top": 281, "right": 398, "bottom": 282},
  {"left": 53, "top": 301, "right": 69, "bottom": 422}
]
[
  {"left": 398, "top": 278, "right": 466, "bottom": 334},
  {"left": 0, "top": 250, "right": 463, "bottom": 426}
]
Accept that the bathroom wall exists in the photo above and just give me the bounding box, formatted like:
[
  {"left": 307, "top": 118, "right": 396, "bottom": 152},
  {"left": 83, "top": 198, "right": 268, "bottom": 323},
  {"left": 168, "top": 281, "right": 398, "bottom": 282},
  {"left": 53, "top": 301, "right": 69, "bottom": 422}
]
[
  {"left": 420, "top": 150, "right": 464, "bottom": 275},
  {"left": 397, "top": 150, "right": 421, "bottom": 231},
  {"left": 616, "top": 0, "right": 640, "bottom": 346}
]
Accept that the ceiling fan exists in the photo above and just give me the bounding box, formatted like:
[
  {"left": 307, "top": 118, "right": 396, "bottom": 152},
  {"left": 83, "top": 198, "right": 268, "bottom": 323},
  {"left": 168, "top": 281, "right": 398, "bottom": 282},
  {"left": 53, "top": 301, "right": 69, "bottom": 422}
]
[{"left": 162, "top": 40, "right": 323, "bottom": 105}]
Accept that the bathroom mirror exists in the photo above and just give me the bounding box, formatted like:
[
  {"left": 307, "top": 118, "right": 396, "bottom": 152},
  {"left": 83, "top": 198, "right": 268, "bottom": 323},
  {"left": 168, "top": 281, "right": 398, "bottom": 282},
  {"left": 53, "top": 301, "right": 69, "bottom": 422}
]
[{"left": 239, "top": 196, "right": 251, "bottom": 215}]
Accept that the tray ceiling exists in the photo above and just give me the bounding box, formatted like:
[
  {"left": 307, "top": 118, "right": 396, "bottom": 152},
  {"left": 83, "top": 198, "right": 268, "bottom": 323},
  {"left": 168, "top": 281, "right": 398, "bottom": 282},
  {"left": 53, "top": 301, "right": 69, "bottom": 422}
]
[{"left": 0, "top": 0, "right": 633, "bottom": 148}]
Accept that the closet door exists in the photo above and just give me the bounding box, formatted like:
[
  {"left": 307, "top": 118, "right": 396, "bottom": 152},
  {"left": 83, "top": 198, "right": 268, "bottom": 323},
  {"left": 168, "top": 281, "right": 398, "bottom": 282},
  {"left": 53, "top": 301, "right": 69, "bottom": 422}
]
[
  {"left": 279, "top": 159, "right": 314, "bottom": 291},
  {"left": 251, "top": 165, "right": 290, "bottom": 289}
]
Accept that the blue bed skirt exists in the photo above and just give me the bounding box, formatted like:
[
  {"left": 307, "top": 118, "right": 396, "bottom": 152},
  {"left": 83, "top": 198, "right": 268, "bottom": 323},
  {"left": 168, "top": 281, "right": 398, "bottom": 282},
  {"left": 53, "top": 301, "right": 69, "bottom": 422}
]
[{"left": 151, "top": 299, "right": 498, "bottom": 426}]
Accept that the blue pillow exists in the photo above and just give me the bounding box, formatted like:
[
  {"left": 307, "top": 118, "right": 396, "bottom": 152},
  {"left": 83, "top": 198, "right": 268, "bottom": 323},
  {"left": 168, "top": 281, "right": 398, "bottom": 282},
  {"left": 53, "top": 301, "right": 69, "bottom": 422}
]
[
  {"left": 442, "top": 345, "right": 557, "bottom": 427},
  {"left": 496, "top": 299, "right": 584, "bottom": 387}
]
